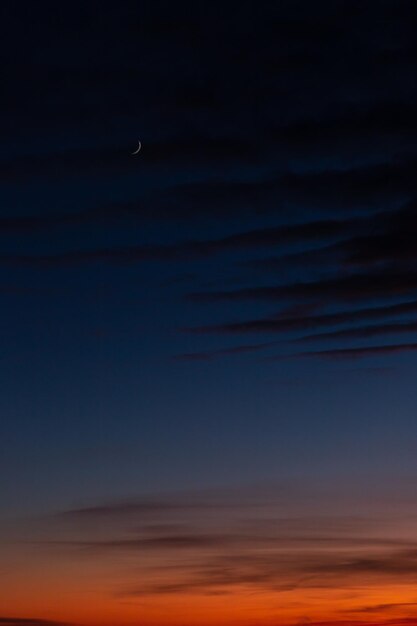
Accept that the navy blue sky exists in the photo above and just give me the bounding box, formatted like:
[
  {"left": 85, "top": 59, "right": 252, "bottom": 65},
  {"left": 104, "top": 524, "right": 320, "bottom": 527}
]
[{"left": 1, "top": 0, "right": 417, "bottom": 519}]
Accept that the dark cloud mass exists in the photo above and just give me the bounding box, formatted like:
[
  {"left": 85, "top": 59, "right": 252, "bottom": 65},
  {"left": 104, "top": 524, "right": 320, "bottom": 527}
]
[{"left": 1, "top": 2, "right": 417, "bottom": 367}]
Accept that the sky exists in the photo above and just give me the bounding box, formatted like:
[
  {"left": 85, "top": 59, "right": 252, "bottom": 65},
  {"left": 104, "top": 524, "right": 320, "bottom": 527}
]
[{"left": 1, "top": 1, "right": 417, "bottom": 625}]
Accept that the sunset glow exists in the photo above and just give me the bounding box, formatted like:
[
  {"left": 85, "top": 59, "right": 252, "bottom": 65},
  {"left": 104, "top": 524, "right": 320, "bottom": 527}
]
[{"left": 1, "top": 1, "right": 417, "bottom": 625}]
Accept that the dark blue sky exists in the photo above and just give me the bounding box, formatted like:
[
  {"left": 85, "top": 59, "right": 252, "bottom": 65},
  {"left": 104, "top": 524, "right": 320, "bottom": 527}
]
[{"left": 1, "top": 0, "right": 417, "bottom": 522}]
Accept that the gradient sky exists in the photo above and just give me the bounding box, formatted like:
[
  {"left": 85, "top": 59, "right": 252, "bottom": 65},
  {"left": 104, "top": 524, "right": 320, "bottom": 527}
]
[{"left": 1, "top": 1, "right": 417, "bottom": 625}]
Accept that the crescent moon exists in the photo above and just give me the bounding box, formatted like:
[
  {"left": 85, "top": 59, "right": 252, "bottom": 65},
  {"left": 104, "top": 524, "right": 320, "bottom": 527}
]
[{"left": 131, "top": 141, "right": 141, "bottom": 155}]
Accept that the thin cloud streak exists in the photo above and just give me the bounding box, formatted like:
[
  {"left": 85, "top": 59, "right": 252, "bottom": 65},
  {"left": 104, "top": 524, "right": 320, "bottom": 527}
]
[
  {"left": 26, "top": 485, "right": 417, "bottom": 600},
  {"left": 174, "top": 342, "right": 277, "bottom": 361},
  {"left": 292, "top": 342, "right": 417, "bottom": 360},
  {"left": 0, "top": 214, "right": 380, "bottom": 264},
  {"left": 184, "top": 299, "right": 417, "bottom": 335},
  {"left": 292, "top": 320, "right": 417, "bottom": 343},
  {"left": 188, "top": 270, "right": 417, "bottom": 304}
]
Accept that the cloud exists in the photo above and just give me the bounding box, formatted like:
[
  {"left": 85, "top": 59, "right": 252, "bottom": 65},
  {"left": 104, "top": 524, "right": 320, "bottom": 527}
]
[
  {"left": 1, "top": 3, "right": 416, "bottom": 375},
  {"left": 197, "top": 216, "right": 365, "bottom": 251},
  {"left": 188, "top": 269, "right": 417, "bottom": 304},
  {"left": 335, "top": 204, "right": 417, "bottom": 267},
  {"left": 53, "top": 491, "right": 258, "bottom": 528},
  {"left": 163, "top": 158, "right": 417, "bottom": 219},
  {"left": 293, "top": 320, "right": 417, "bottom": 343},
  {"left": 349, "top": 602, "right": 417, "bottom": 614},
  {"left": 293, "top": 342, "right": 417, "bottom": 360},
  {"left": 274, "top": 99, "right": 417, "bottom": 158},
  {"left": 174, "top": 342, "right": 277, "bottom": 361},
  {"left": 122, "top": 546, "right": 417, "bottom": 596},
  {"left": 56, "top": 497, "right": 221, "bottom": 520},
  {"left": 31, "top": 486, "right": 417, "bottom": 595},
  {"left": 310, "top": 548, "right": 417, "bottom": 576},
  {"left": 274, "top": 158, "right": 417, "bottom": 211},
  {"left": 43, "top": 533, "right": 233, "bottom": 552},
  {"left": 241, "top": 205, "right": 417, "bottom": 271},
  {"left": 0, "top": 212, "right": 371, "bottom": 267},
  {"left": 0, "top": 213, "right": 374, "bottom": 263},
  {"left": 185, "top": 299, "right": 417, "bottom": 335}
]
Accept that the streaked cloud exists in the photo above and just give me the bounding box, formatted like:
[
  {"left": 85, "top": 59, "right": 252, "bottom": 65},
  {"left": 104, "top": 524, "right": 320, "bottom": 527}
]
[
  {"left": 16, "top": 484, "right": 417, "bottom": 603},
  {"left": 293, "top": 342, "right": 417, "bottom": 360}
]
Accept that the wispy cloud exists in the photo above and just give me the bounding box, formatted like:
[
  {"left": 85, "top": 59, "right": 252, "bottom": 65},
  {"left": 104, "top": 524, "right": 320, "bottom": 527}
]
[
  {"left": 349, "top": 602, "right": 417, "bottom": 614},
  {"left": 293, "top": 342, "right": 417, "bottom": 360},
  {"left": 292, "top": 320, "right": 417, "bottom": 343},
  {"left": 21, "top": 485, "right": 417, "bottom": 600},
  {"left": 174, "top": 342, "right": 277, "bottom": 361},
  {"left": 121, "top": 546, "right": 417, "bottom": 596},
  {"left": 188, "top": 270, "right": 417, "bottom": 304},
  {"left": 184, "top": 299, "right": 417, "bottom": 335},
  {"left": 0, "top": 214, "right": 377, "bottom": 264}
]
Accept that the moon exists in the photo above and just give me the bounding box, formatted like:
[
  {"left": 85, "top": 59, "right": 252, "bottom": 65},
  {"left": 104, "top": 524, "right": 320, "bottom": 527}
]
[{"left": 131, "top": 140, "right": 141, "bottom": 155}]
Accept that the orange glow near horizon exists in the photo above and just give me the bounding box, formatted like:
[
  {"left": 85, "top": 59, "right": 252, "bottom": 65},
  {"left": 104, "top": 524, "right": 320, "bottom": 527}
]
[
  {"left": 3, "top": 486, "right": 417, "bottom": 626},
  {"left": 3, "top": 582, "right": 417, "bottom": 626},
  {"left": 4, "top": 540, "right": 417, "bottom": 626}
]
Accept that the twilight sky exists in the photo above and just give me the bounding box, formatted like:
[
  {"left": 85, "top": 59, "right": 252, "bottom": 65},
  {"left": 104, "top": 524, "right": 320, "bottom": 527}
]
[{"left": 1, "top": 1, "right": 417, "bottom": 625}]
